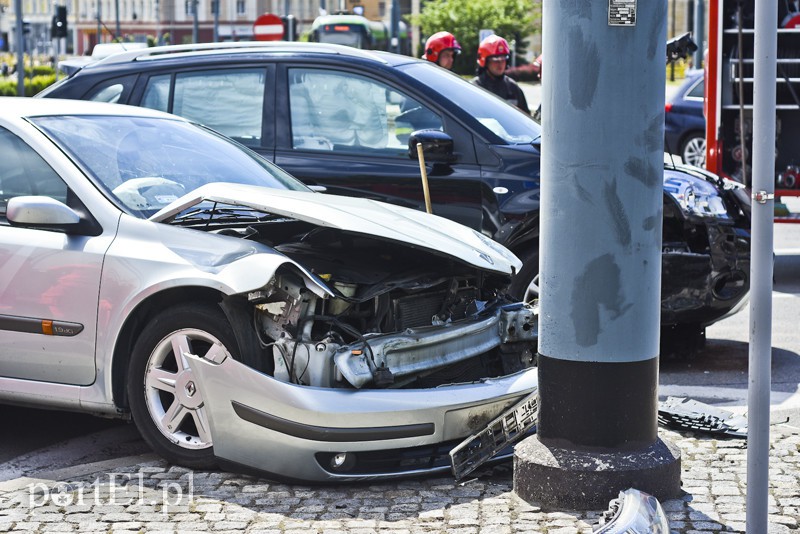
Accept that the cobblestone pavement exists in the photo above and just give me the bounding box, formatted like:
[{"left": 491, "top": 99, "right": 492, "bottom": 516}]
[{"left": 1, "top": 427, "right": 798, "bottom": 533}]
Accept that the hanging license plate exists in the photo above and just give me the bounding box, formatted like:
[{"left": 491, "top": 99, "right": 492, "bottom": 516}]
[{"left": 449, "top": 390, "right": 538, "bottom": 481}]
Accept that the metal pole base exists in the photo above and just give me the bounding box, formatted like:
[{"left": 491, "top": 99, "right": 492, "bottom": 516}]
[{"left": 513, "top": 435, "right": 682, "bottom": 510}]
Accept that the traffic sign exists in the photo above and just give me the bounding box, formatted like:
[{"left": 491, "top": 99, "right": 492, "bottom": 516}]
[{"left": 253, "top": 13, "right": 284, "bottom": 41}]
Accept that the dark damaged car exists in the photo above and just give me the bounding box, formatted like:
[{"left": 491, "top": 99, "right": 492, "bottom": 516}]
[
  {"left": 0, "top": 99, "right": 538, "bottom": 481},
  {"left": 38, "top": 42, "right": 752, "bottom": 343}
]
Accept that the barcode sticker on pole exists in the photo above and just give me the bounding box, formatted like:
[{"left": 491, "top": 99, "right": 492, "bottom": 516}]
[{"left": 609, "top": 0, "right": 636, "bottom": 26}]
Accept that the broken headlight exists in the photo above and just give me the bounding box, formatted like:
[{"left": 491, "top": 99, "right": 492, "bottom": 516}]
[
  {"left": 593, "top": 488, "right": 670, "bottom": 533},
  {"left": 663, "top": 173, "right": 731, "bottom": 219}
]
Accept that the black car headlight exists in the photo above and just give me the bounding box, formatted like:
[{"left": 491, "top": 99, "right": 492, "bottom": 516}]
[{"left": 664, "top": 172, "right": 731, "bottom": 219}]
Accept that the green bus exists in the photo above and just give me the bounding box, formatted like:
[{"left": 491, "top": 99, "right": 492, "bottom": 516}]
[{"left": 309, "top": 14, "right": 410, "bottom": 55}]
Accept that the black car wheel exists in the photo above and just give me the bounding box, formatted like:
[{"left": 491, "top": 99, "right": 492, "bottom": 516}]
[
  {"left": 508, "top": 249, "right": 540, "bottom": 304},
  {"left": 680, "top": 132, "right": 706, "bottom": 168},
  {"left": 127, "top": 303, "right": 235, "bottom": 469}
]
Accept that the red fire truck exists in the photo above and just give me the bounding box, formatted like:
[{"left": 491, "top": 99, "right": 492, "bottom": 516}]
[{"left": 705, "top": 0, "right": 800, "bottom": 222}]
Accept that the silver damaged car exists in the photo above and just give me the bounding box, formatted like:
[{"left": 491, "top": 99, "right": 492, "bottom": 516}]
[{"left": 0, "top": 99, "right": 538, "bottom": 481}]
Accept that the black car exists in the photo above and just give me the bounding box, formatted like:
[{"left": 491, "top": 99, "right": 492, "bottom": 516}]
[{"left": 38, "top": 42, "right": 751, "bottom": 343}]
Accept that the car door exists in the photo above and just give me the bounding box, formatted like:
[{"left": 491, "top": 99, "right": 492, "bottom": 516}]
[
  {"left": 0, "top": 126, "right": 110, "bottom": 385},
  {"left": 274, "top": 64, "right": 485, "bottom": 231}
]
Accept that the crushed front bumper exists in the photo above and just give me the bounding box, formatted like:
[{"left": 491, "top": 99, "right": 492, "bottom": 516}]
[
  {"left": 186, "top": 351, "right": 538, "bottom": 482},
  {"left": 334, "top": 302, "right": 538, "bottom": 388}
]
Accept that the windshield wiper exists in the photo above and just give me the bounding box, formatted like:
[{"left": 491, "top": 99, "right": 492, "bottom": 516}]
[{"left": 171, "top": 204, "right": 267, "bottom": 226}]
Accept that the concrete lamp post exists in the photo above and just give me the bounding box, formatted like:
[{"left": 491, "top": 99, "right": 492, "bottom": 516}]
[{"left": 514, "top": 0, "right": 682, "bottom": 509}]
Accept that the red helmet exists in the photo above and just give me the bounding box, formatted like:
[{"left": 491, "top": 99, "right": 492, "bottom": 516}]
[
  {"left": 423, "top": 31, "right": 461, "bottom": 63},
  {"left": 477, "top": 35, "right": 510, "bottom": 67}
]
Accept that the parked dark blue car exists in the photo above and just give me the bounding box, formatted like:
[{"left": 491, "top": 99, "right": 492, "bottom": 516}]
[{"left": 665, "top": 69, "right": 706, "bottom": 168}]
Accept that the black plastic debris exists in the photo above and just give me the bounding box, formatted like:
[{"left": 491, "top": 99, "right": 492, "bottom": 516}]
[{"left": 658, "top": 396, "right": 747, "bottom": 438}]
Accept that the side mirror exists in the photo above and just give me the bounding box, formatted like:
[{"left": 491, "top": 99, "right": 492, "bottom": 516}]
[
  {"left": 7, "top": 195, "right": 80, "bottom": 227},
  {"left": 408, "top": 130, "right": 455, "bottom": 164}
]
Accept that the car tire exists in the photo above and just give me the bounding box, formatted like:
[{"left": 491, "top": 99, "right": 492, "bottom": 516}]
[
  {"left": 127, "top": 303, "right": 236, "bottom": 470},
  {"left": 508, "top": 248, "right": 540, "bottom": 304},
  {"left": 680, "top": 132, "right": 706, "bottom": 168}
]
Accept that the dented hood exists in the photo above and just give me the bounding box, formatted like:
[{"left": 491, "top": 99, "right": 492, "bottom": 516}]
[{"left": 151, "top": 183, "right": 522, "bottom": 275}]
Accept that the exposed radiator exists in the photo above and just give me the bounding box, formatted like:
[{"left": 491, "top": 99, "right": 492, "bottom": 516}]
[{"left": 391, "top": 287, "right": 477, "bottom": 330}]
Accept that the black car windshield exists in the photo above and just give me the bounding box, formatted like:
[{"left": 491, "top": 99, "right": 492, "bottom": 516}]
[
  {"left": 31, "top": 115, "right": 310, "bottom": 217},
  {"left": 400, "top": 62, "right": 541, "bottom": 145}
]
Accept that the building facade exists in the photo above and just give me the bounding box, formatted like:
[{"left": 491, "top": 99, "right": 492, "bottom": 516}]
[{"left": 1, "top": 0, "right": 388, "bottom": 56}]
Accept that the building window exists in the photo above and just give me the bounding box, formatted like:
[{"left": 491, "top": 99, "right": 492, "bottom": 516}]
[{"left": 237, "top": 0, "right": 246, "bottom": 15}]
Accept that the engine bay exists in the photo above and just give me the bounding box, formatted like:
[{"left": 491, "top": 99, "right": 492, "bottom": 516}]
[{"left": 186, "top": 208, "right": 539, "bottom": 389}]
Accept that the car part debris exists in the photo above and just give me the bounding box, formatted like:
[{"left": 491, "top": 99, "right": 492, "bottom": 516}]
[
  {"left": 449, "top": 391, "right": 538, "bottom": 481},
  {"left": 658, "top": 396, "right": 747, "bottom": 437},
  {"left": 594, "top": 488, "right": 670, "bottom": 533}
]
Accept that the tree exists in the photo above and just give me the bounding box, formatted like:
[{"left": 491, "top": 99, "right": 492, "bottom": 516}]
[{"left": 414, "top": 0, "right": 541, "bottom": 75}]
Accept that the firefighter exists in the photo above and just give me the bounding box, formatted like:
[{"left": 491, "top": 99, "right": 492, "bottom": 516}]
[
  {"left": 422, "top": 31, "right": 461, "bottom": 71},
  {"left": 472, "top": 34, "right": 530, "bottom": 114}
]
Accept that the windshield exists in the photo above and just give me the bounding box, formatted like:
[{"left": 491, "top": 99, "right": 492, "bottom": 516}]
[
  {"left": 31, "top": 115, "right": 309, "bottom": 218},
  {"left": 400, "top": 62, "right": 541, "bottom": 145},
  {"left": 317, "top": 31, "right": 364, "bottom": 48}
]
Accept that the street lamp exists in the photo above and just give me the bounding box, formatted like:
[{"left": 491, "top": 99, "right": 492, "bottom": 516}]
[
  {"left": 155, "top": 0, "right": 161, "bottom": 44},
  {"left": 212, "top": 0, "right": 219, "bottom": 42},
  {"left": 192, "top": 0, "right": 199, "bottom": 43},
  {"left": 96, "top": 0, "right": 102, "bottom": 46}
]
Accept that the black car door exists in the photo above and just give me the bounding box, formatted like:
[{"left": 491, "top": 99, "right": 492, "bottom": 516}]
[{"left": 272, "top": 62, "right": 484, "bottom": 231}]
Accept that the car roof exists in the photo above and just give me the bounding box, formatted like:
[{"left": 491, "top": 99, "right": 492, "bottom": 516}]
[
  {"left": 79, "top": 41, "right": 414, "bottom": 72},
  {"left": 0, "top": 97, "right": 187, "bottom": 121},
  {"left": 678, "top": 69, "right": 704, "bottom": 89},
  {"left": 666, "top": 70, "right": 704, "bottom": 104}
]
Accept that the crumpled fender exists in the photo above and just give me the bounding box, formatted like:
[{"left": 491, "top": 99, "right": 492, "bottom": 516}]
[{"left": 215, "top": 252, "right": 334, "bottom": 299}]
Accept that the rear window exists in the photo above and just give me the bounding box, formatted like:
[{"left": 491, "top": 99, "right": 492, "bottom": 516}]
[
  {"left": 686, "top": 78, "right": 704, "bottom": 100},
  {"left": 140, "top": 68, "right": 267, "bottom": 147},
  {"left": 85, "top": 74, "right": 139, "bottom": 104}
]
